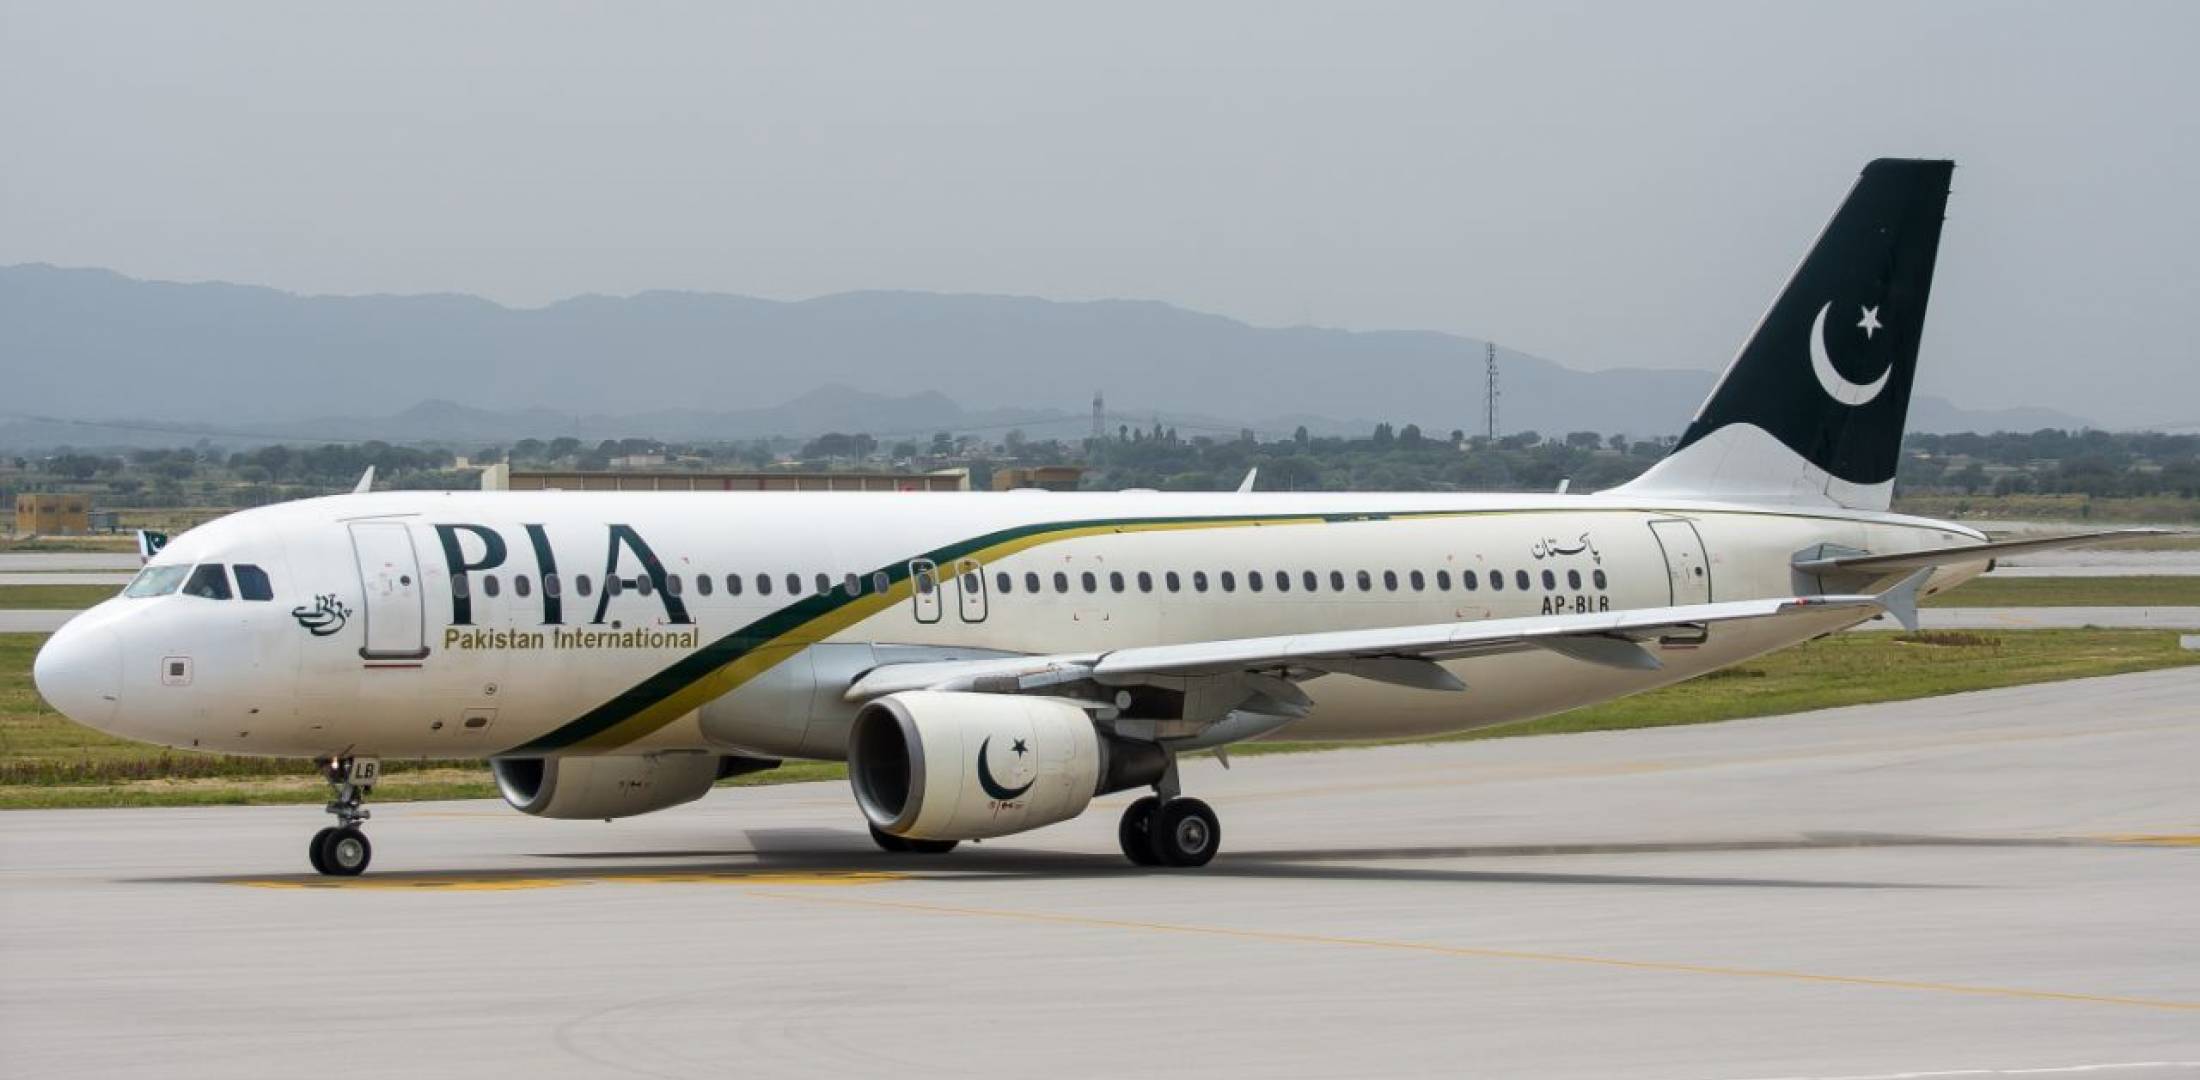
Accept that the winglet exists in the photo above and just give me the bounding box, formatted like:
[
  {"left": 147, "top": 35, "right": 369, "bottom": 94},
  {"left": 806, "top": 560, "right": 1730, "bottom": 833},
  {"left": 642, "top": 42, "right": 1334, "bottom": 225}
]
[
  {"left": 1876, "top": 568, "right": 1933, "bottom": 632},
  {"left": 353, "top": 466, "right": 375, "bottom": 494},
  {"left": 1236, "top": 468, "right": 1257, "bottom": 493}
]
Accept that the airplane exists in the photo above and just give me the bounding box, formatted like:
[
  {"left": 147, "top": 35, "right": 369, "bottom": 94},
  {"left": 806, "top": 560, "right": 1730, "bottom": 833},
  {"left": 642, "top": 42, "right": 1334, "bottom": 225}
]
[{"left": 31, "top": 158, "right": 2158, "bottom": 876}]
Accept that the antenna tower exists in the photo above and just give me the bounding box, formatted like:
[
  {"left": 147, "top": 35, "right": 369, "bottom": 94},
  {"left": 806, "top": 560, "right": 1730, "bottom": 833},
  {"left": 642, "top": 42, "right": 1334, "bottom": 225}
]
[{"left": 1483, "top": 342, "right": 1499, "bottom": 440}]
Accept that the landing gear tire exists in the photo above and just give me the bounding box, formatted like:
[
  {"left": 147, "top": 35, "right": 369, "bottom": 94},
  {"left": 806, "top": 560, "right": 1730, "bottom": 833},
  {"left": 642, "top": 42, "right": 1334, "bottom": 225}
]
[
  {"left": 308, "top": 827, "right": 335, "bottom": 874},
  {"left": 869, "top": 823, "right": 957, "bottom": 855},
  {"left": 1119, "top": 796, "right": 1162, "bottom": 866},
  {"left": 318, "top": 827, "right": 372, "bottom": 876},
  {"left": 1149, "top": 798, "right": 1220, "bottom": 868}
]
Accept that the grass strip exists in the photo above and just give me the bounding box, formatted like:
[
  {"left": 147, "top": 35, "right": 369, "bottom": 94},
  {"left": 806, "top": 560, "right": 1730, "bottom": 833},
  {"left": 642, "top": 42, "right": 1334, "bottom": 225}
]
[{"left": 4, "top": 628, "right": 2196, "bottom": 808}]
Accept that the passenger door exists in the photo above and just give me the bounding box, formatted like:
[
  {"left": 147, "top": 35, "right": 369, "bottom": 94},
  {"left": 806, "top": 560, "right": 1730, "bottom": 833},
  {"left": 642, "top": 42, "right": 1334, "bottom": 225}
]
[
  {"left": 350, "top": 521, "right": 429, "bottom": 659},
  {"left": 1648, "top": 519, "right": 1712, "bottom": 606}
]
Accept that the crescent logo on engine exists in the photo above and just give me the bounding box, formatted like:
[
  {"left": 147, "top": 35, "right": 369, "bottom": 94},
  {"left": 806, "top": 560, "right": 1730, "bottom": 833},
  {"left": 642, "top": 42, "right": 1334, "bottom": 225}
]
[{"left": 976, "top": 736, "right": 1035, "bottom": 802}]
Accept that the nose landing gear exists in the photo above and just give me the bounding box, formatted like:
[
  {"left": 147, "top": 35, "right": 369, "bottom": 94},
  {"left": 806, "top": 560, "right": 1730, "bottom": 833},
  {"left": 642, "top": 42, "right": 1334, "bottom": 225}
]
[{"left": 309, "top": 756, "right": 378, "bottom": 876}]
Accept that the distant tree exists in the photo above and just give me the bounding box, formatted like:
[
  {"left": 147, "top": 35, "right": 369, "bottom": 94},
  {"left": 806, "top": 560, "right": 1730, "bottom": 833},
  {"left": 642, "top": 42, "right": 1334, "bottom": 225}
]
[
  {"left": 891, "top": 441, "right": 919, "bottom": 460},
  {"left": 930, "top": 431, "right": 955, "bottom": 456},
  {"left": 1371, "top": 423, "right": 1395, "bottom": 449},
  {"left": 1565, "top": 431, "right": 1602, "bottom": 450},
  {"left": 1399, "top": 424, "right": 1424, "bottom": 448},
  {"left": 1606, "top": 433, "right": 1628, "bottom": 453},
  {"left": 1294, "top": 425, "right": 1311, "bottom": 447}
]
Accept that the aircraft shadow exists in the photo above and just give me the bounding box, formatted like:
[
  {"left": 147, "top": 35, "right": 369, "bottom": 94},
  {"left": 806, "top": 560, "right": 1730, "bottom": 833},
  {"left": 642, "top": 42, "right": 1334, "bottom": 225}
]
[{"left": 153, "top": 829, "right": 2037, "bottom": 890}]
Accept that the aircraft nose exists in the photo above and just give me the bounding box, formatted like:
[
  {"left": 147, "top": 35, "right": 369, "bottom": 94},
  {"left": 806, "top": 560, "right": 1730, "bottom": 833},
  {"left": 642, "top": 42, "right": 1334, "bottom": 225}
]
[{"left": 33, "top": 622, "right": 123, "bottom": 730}]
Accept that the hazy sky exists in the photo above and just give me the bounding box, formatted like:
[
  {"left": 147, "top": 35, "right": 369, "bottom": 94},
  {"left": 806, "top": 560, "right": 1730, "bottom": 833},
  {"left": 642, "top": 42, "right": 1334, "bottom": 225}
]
[{"left": 3, "top": 1, "right": 2195, "bottom": 426}]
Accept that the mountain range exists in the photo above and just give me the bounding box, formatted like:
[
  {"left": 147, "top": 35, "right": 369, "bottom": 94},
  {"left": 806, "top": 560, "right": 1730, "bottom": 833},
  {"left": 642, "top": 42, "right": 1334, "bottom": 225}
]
[{"left": 0, "top": 263, "right": 2091, "bottom": 451}]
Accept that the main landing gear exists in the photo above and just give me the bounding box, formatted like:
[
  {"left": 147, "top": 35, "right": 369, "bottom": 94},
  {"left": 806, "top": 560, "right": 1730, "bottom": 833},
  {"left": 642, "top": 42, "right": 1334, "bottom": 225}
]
[
  {"left": 1117, "top": 758, "right": 1221, "bottom": 868},
  {"left": 309, "top": 756, "right": 378, "bottom": 876}
]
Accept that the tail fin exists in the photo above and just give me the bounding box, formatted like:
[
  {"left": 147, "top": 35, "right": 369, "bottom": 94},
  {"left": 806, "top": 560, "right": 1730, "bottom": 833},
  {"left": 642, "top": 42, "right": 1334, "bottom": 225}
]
[{"left": 1615, "top": 158, "right": 1954, "bottom": 511}]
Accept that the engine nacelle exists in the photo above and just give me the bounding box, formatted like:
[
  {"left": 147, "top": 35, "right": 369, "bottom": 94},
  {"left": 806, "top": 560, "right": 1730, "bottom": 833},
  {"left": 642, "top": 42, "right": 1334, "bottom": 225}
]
[
  {"left": 849, "top": 691, "right": 1167, "bottom": 842},
  {"left": 491, "top": 752, "right": 774, "bottom": 820}
]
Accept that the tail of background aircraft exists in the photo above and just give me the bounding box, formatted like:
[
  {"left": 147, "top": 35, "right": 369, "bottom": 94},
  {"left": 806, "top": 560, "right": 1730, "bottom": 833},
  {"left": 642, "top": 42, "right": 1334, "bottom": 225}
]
[{"left": 1614, "top": 158, "right": 1954, "bottom": 511}]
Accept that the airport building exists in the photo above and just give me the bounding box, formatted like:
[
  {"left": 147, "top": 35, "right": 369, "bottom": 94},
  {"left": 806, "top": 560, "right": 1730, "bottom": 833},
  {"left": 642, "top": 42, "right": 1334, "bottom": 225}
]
[
  {"left": 481, "top": 464, "right": 974, "bottom": 492},
  {"left": 14, "top": 492, "right": 91, "bottom": 536}
]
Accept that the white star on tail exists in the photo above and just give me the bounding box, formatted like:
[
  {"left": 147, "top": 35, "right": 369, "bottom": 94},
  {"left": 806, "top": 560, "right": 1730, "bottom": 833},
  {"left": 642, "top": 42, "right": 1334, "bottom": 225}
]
[{"left": 1857, "top": 305, "right": 1882, "bottom": 339}]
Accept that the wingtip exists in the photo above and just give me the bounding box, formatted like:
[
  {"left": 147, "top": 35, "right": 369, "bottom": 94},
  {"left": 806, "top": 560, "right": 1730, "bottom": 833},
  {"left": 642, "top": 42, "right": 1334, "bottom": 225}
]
[{"left": 1877, "top": 568, "right": 1933, "bottom": 633}]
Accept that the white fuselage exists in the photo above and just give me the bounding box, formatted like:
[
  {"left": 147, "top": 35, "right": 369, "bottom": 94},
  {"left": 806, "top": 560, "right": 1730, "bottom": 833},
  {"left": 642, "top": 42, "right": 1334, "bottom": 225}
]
[{"left": 41, "top": 489, "right": 1986, "bottom": 762}]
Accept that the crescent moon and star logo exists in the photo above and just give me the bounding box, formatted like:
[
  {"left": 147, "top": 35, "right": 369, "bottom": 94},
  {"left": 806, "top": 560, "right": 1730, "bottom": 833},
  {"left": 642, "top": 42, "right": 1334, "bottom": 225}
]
[
  {"left": 1809, "top": 300, "right": 1892, "bottom": 406},
  {"left": 976, "top": 736, "right": 1034, "bottom": 801}
]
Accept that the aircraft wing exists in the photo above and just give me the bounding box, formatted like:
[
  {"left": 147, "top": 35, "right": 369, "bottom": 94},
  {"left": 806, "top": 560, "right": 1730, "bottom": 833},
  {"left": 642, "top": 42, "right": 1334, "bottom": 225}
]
[
  {"left": 1791, "top": 528, "right": 2171, "bottom": 575},
  {"left": 844, "top": 573, "right": 1924, "bottom": 702}
]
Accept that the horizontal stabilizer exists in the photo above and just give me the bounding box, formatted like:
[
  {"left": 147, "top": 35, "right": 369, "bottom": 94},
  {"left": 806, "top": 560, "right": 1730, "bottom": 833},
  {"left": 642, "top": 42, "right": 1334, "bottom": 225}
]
[{"left": 1792, "top": 529, "right": 2171, "bottom": 575}]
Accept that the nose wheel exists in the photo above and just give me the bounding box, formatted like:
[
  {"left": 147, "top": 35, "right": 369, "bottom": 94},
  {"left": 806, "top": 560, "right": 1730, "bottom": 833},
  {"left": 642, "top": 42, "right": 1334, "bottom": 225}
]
[{"left": 311, "top": 756, "right": 378, "bottom": 876}]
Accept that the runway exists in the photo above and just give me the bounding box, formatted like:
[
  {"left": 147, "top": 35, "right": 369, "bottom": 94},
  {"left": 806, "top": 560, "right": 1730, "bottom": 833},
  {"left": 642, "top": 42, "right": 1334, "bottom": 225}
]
[{"left": 3, "top": 669, "right": 2197, "bottom": 1078}]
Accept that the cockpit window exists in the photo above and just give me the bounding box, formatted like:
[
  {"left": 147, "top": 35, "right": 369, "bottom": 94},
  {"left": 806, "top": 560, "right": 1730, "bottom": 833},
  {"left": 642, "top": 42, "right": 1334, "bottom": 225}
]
[
  {"left": 124, "top": 564, "right": 190, "bottom": 598},
  {"left": 181, "top": 564, "right": 232, "bottom": 600},
  {"left": 234, "top": 564, "right": 274, "bottom": 601}
]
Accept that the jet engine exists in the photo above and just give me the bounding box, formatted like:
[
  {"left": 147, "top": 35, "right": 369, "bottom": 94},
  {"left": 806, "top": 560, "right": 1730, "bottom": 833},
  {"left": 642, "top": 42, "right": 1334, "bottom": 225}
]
[
  {"left": 848, "top": 691, "right": 1168, "bottom": 842},
  {"left": 491, "top": 752, "right": 777, "bottom": 820}
]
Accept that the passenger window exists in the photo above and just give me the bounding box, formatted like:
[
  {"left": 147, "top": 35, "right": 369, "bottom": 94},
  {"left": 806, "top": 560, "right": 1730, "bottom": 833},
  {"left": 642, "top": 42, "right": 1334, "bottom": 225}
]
[
  {"left": 1435, "top": 570, "right": 1451, "bottom": 590},
  {"left": 483, "top": 574, "right": 501, "bottom": 598},
  {"left": 1382, "top": 570, "right": 1398, "bottom": 591},
  {"left": 1516, "top": 570, "right": 1531, "bottom": 590},
  {"left": 125, "top": 564, "right": 190, "bottom": 597},
  {"left": 1489, "top": 570, "right": 1503, "bottom": 591},
  {"left": 1303, "top": 570, "right": 1318, "bottom": 592},
  {"left": 755, "top": 574, "right": 771, "bottom": 596},
  {"left": 726, "top": 574, "right": 743, "bottom": 596},
  {"left": 815, "top": 573, "right": 831, "bottom": 595},
  {"left": 961, "top": 571, "right": 980, "bottom": 594},
  {"left": 1137, "top": 571, "right": 1153, "bottom": 593},
  {"left": 1567, "top": 569, "right": 1582, "bottom": 590},
  {"left": 233, "top": 564, "right": 274, "bottom": 601},
  {"left": 873, "top": 571, "right": 890, "bottom": 594},
  {"left": 1409, "top": 570, "right": 1425, "bottom": 591},
  {"left": 787, "top": 573, "right": 803, "bottom": 595},
  {"left": 1247, "top": 571, "right": 1263, "bottom": 593},
  {"left": 667, "top": 574, "right": 684, "bottom": 597},
  {"left": 1109, "top": 571, "right": 1125, "bottom": 593},
  {"left": 1330, "top": 570, "right": 1345, "bottom": 591},
  {"left": 1220, "top": 571, "right": 1236, "bottom": 593},
  {"left": 997, "top": 572, "right": 1013, "bottom": 594},
  {"left": 1165, "top": 571, "right": 1182, "bottom": 592},
  {"left": 1463, "top": 570, "right": 1478, "bottom": 591},
  {"left": 1356, "top": 570, "right": 1372, "bottom": 591},
  {"left": 1541, "top": 569, "right": 1556, "bottom": 590},
  {"left": 1273, "top": 570, "right": 1288, "bottom": 593},
  {"left": 848, "top": 573, "right": 863, "bottom": 596},
  {"left": 694, "top": 574, "right": 710, "bottom": 597},
  {"left": 1193, "top": 571, "right": 1209, "bottom": 593},
  {"left": 915, "top": 572, "right": 935, "bottom": 595},
  {"left": 576, "top": 574, "right": 594, "bottom": 597},
  {"left": 546, "top": 573, "right": 563, "bottom": 598},
  {"left": 1592, "top": 569, "right": 1608, "bottom": 590},
  {"left": 1081, "top": 571, "right": 1098, "bottom": 593},
  {"left": 1054, "top": 572, "right": 1070, "bottom": 593},
  {"left": 1025, "top": 572, "right": 1041, "bottom": 593},
  {"left": 451, "top": 574, "right": 471, "bottom": 600},
  {"left": 637, "top": 575, "right": 654, "bottom": 597},
  {"left": 605, "top": 577, "right": 622, "bottom": 598}
]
